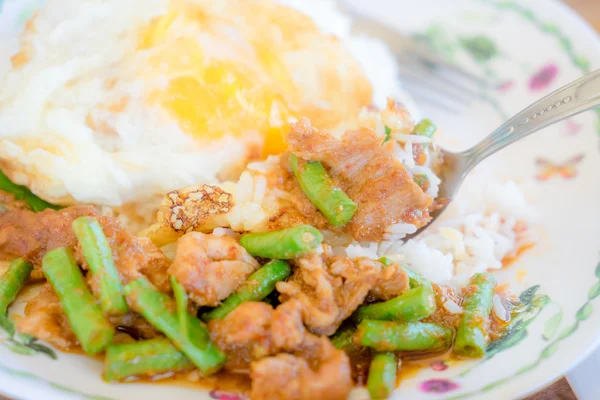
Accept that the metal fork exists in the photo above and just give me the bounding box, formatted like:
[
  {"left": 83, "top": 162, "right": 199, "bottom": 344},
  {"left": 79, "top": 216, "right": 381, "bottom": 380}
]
[
  {"left": 344, "top": 5, "right": 488, "bottom": 112},
  {"left": 412, "top": 69, "right": 600, "bottom": 237}
]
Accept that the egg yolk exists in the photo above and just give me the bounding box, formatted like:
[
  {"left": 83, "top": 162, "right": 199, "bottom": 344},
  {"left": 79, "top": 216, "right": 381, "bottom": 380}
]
[{"left": 139, "top": 9, "right": 294, "bottom": 156}]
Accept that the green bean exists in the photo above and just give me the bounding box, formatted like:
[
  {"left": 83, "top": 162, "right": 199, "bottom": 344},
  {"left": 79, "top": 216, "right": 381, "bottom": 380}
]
[
  {"left": 412, "top": 119, "right": 437, "bottom": 138},
  {"left": 104, "top": 338, "right": 193, "bottom": 382},
  {"left": 356, "top": 320, "right": 453, "bottom": 352},
  {"left": 403, "top": 268, "right": 432, "bottom": 289},
  {"left": 353, "top": 285, "right": 436, "bottom": 323},
  {"left": 378, "top": 258, "right": 431, "bottom": 289},
  {"left": 72, "top": 217, "right": 127, "bottom": 316},
  {"left": 124, "top": 278, "right": 226, "bottom": 375},
  {"left": 42, "top": 248, "right": 113, "bottom": 355},
  {"left": 170, "top": 276, "right": 189, "bottom": 339},
  {"left": 454, "top": 273, "right": 495, "bottom": 358},
  {"left": 378, "top": 257, "right": 393, "bottom": 267},
  {"left": 331, "top": 325, "right": 358, "bottom": 352},
  {"left": 0, "top": 259, "right": 33, "bottom": 315},
  {"left": 202, "top": 260, "right": 290, "bottom": 321},
  {"left": 367, "top": 353, "right": 397, "bottom": 400},
  {"left": 0, "top": 169, "right": 60, "bottom": 212},
  {"left": 171, "top": 278, "right": 189, "bottom": 337},
  {"left": 239, "top": 225, "right": 323, "bottom": 259},
  {"left": 289, "top": 154, "right": 357, "bottom": 227}
]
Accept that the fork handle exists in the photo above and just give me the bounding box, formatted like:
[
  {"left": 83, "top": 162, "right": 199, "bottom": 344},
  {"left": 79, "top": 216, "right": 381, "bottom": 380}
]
[{"left": 461, "top": 68, "right": 600, "bottom": 171}]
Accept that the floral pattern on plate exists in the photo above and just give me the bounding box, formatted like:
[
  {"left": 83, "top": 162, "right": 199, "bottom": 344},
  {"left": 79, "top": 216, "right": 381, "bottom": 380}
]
[{"left": 0, "top": 0, "right": 600, "bottom": 400}]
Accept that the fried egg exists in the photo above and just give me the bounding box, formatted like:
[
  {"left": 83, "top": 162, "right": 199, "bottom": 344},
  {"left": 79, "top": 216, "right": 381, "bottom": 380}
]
[{"left": 0, "top": 0, "right": 386, "bottom": 218}]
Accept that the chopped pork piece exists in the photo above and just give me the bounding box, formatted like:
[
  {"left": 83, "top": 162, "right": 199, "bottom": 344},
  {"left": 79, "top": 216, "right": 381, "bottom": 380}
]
[
  {"left": 209, "top": 302, "right": 277, "bottom": 373},
  {"left": 0, "top": 205, "right": 96, "bottom": 279},
  {"left": 287, "top": 118, "right": 432, "bottom": 241},
  {"left": 270, "top": 299, "right": 308, "bottom": 351},
  {"left": 16, "top": 284, "right": 78, "bottom": 350},
  {"left": 0, "top": 190, "right": 28, "bottom": 210},
  {"left": 75, "top": 216, "right": 171, "bottom": 293},
  {"left": 169, "top": 232, "right": 260, "bottom": 306},
  {"left": 250, "top": 337, "right": 352, "bottom": 400},
  {"left": 370, "top": 262, "right": 410, "bottom": 300},
  {"left": 276, "top": 252, "right": 381, "bottom": 336},
  {"left": 208, "top": 300, "right": 352, "bottom": 399}
]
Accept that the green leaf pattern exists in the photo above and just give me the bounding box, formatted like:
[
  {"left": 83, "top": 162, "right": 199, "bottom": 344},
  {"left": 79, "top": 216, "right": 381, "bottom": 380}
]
[
  {"left": 450, "top": 258, "right": 600, "bottom": 398},
  {"left": 543, "top": 311, "right": 562, "bottom": 341},
  {"left": 576, "top": 303, "right": 593, "bottom": 321},
  {"left": 460, "top": 36, "right": 499, "bottom": 62}
]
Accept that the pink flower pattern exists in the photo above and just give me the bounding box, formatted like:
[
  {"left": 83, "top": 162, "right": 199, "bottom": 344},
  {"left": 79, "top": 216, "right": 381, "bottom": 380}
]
[
  {"left": 529, "top": 64, "right": 558, "bottom": 91},
  {"left": 209, "top": 390, "right": 246, "bottom": 400},
  {"left": 419, "top": 379, "right": 460, "bottom": 394}
]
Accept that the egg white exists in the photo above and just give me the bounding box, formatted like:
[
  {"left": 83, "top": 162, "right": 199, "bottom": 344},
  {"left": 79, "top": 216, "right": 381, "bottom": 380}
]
[{"left": 0, "top": 0, "right": 388, "bottom": 220}]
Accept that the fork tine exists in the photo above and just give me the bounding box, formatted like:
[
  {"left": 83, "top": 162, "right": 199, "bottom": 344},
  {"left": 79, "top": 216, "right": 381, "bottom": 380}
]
[
  {"left": 397, "top": 69, "right": 474, "bottom": 106},
  {"left": 406, "top": 90, "right": 464, "bottom": 114},
  {"left": 408, "top": 49, "right": 492, "bottom": 91},
  {"left": 344, "top": 5, "right": 490, "bottom": 91},
  {"left": 398, "top": 57, "right": 483, "bottom": 101}
]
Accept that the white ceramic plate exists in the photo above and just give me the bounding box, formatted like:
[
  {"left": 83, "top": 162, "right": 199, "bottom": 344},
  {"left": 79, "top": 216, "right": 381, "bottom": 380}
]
[{"left": 1, "top": 0, "right": 600, "bottom": 399}]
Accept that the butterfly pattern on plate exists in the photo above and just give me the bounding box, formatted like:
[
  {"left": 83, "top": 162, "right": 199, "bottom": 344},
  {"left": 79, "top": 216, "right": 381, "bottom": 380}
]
[{"left": 534, "top": 154, "right": 584, "bottom": 180}]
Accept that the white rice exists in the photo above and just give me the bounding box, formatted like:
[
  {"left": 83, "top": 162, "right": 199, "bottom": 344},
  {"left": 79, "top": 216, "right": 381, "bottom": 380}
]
[{"left": 344, "top": 180, "right": 537, "bottom": 287}]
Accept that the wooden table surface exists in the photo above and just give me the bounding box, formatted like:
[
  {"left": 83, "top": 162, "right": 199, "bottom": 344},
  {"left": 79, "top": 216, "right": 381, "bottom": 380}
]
[
  {"left": 524, "top": 1, "right": 598, "bottom": 399},
  {"left": 0, "top": 1, "right": 598, "bottom": 400}
]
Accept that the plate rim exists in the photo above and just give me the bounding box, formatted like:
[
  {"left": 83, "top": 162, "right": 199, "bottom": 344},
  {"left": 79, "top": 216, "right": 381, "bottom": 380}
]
[{"left": 0, "top": 0, "right": 600, "bottom": 399}]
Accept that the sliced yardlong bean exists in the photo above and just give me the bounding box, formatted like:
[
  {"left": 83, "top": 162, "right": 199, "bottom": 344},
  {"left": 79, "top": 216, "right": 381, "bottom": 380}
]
[
  {"left": 289, "top": 154, "right": 357, "bottom": 227},
  {"left": 0, "top": 259, "right": 33, "bottom": 314},
  {"left": 353, "top": 284, "right": 436, "bottom": 323},
  {"left": 331, "top": 325, "right": 358, "bottom": 352},
  {"left": 124, "top": 278, "right": 226, "bottom": 375},
  {"left": 104, "top": 338, "right": 193, "bottom": 382},
  {"left": 239, "top": 225, "right": 322, "bottom": 259},
  {"left": 454, "top": 273, "right": 495, "bottom": 358},
  {"left": 202, "top": 260, "right": 290, "bottom": 321},
  {"left": 170, "top": 276, "right": 189, "bottom": 340},
  {"left": 356, "top": 320, "right": 453, "bottom": 352},
  {"left": 367, "top": 352, "right": 397, "bottom": 400},
  {"left": 73, "top": 217, "right": 127, "bottom": 316},
  {"left": 42, "top": 248, "right": 113, "bottom": 355},
  {"left": 412, "top": 119, "right": 437, "bottom": 138},
  {"left": 0, "top": 169, "right": 60, "bottom": 212}
]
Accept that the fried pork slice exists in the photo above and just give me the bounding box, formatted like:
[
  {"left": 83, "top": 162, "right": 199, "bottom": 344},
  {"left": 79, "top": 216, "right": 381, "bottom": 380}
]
[
  {"left": 209, "top": 302, "right": 277, "bottom": 373},
  {"left": 287, "top": 117, "right": 432, "bottom": 241},
  {"left": 168, "top": 232, "right": 260, "bottom": 306},
  {"left": 0, "top": 204, "right": 96, "bottom": 279},
  {"left": 250, "top": 335, "right": 352, "bottom": 400},
  {"left": 208, "top": 301, "right": 353, "bottom": 400},
  {"left": 17, "top": 284, "right": 78, "bottom": 350},
  {"left": 276, "top": 252, "right": 381, "bottom": 336},
  {"left": 0, "top": 190, "right": 28, "bottom": 210}
]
